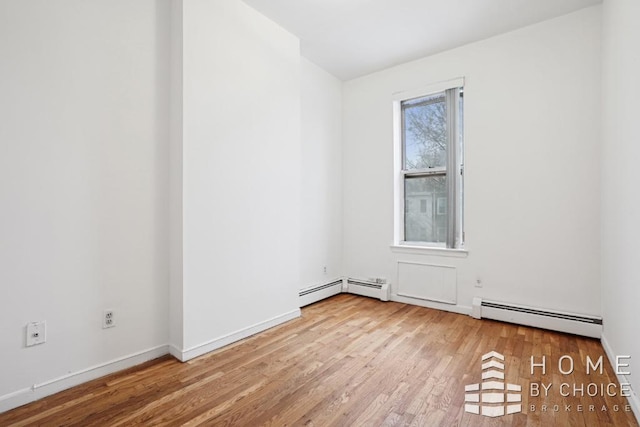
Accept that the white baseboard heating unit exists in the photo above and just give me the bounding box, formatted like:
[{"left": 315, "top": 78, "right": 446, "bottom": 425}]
[
  {"left": 346, "top": 279, "right": 390, "bottom": 302},
  {"left": 299, "top": 278, "right": 390, "bottom": 307},
  {"left": 472, "top": 298, "right": 602, "bottom": 338},
  {"left": 299, "top": 280, "right": 343, "bottom": 307}
]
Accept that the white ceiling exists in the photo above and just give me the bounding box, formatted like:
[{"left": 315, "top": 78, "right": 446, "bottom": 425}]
[{"left": 242, "top": 0, "right": 601, "bottom": 80}]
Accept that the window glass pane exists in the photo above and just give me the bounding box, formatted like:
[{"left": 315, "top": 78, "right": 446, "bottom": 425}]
[
  {"left": 404, "top": 175, "right": 447, "bottom": 243},
  {"left": 402, "top": 93, "right": 447, "bottom": 170}
]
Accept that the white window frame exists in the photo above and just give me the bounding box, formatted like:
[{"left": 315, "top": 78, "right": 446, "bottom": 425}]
[{"left": 392, "top": 77, "right": 464, "bottom": 250}]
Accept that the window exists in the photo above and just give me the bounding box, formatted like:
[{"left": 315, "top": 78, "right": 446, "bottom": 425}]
[{"left": 394, "top": 80, "right": 464, "bottom": 249}]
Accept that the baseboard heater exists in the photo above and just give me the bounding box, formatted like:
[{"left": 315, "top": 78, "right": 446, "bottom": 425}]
[
  {"left": 299, "top": 280, "right": 343, "bottom": 307},
  {"left": 299, "top": 278, "right": 390, "bottom": 307},
  {"left": 346, "top": 279, "right": 389, "bottom": 302},
  {"left": 472, "top": 298, "right": 602, "bottom": 338}
]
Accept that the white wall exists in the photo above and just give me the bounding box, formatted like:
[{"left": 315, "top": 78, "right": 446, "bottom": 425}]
[
  {"left": 0, "top": 0, "right": 170, "bottom": 405},
  {"left": 178, "top": 0, "right": 301, "bottom": 357},
  {"left": 342, "top": 6, "right": 602, "bottom": 315},
  {"left": 300, "top": 58, "right": 343, "bottom": 289},
  {"left": 0, "top": 0, "right": 307, "bottom": 408},
  {"left": 601, "top": 0, "right": 640, "bottom": 416}
]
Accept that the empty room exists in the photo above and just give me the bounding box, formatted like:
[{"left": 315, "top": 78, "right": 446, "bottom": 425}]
[{"left": 0, "top": 0, "right": 638, "bottom": 425}]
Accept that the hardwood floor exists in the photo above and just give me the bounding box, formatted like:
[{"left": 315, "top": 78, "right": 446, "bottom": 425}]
[{"left": 1, "top": 294, "right": 637, "bottom": 426}]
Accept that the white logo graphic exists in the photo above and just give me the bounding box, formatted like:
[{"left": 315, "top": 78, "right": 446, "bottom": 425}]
[{"left": 465, "top": 351, "right": 522, "bottom": 417}]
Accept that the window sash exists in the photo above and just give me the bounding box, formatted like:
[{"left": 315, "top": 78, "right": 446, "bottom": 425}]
[
  {"left": 400, "top": 94, "right": 447, "bottom": 172},
  {"left": 403, "top": 174, "right": 448, "bottom": 245}
]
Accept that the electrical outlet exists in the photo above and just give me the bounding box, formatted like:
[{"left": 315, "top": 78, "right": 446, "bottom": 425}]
[
  {"left": 103, "top": 310, "right": 116, "bottom": 329},
  {"left": 26, "top": 321, "right": 46, "bottom": 347},
  {"left": 475, "top": 278, "right": 483, "bottom": 288},
  {"left": 323, "top": 266, "right": 327, "bottom": 275}
]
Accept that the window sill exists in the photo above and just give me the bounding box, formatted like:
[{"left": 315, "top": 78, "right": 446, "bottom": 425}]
[{"left": 390, "top": 244, "right": 469, "bottom": 258}]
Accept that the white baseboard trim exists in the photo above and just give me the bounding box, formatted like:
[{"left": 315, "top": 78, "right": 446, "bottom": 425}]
[
  {"left": 168, "top": 344, "right": 184, "bottom": 361},
  {"left": 601, "top": 333, "right": 640, "bottom": 423},
  {"left": 175, "top": 309, "right": 301, "bottom": 362},
  {"left": 0, "top": 345, "right": 168, "bottom": 414},
  {"left": 390, "top": 293, "right": 472, "bottom": 316}
]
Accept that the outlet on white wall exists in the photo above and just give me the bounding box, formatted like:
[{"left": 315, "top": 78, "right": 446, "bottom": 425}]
[
  {"left": 26, "top": 321, "right": 46, "bottom": 347},
  {"left": 103, "top": 310, "right": 116, "bottom": 329}
]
